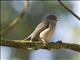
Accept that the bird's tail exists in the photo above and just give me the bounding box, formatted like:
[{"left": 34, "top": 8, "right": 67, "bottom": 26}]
[{"left": 24, "top": 36, "right": 31, "bottom": 40}]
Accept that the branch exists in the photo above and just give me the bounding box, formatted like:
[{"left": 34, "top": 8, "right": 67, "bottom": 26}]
[
  {"left": 58, "top": 0, "right": 80, "bottom": 20},
  {"left": 0, "top": 39, "right": 80, "bottom": 52},
  {"left": 0, "top": 1, "right": 29, "bottom": 34}
]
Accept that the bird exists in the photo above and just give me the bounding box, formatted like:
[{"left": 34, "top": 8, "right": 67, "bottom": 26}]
[{"left": 24, "top": 15, "right": 57, "bottom": 46}]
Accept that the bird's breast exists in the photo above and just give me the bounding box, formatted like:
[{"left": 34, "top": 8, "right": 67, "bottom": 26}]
[{"left": 39, "top": 28, "right": 54, "bottom": 41}]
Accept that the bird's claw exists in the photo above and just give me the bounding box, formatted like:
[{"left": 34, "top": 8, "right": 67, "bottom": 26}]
[
  {"left": 40, "top": 39, "right": 47, "bottom": 47},
  {"left": 32, "top": 39, "right": 47, "bottom": 50}
]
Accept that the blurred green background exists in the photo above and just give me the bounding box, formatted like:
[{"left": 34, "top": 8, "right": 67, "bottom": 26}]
[{"left": 1, "top": 0, "right": 80, "bottom": 60}]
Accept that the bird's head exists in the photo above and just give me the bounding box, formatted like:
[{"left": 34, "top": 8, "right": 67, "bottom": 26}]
[
  {"left": 47, "top": 15, "right": 57, "bottom": 20},
  {"left": 46, "top": 15, "right": 58, "bottom": 23}
]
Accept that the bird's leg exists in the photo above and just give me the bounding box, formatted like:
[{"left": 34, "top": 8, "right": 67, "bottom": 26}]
[
  {"left": 40, "top": 38, "right": 47, "bottom": 47},
  {"left": 33, "top": 39, "right": 47, "bottom": 50},
  {"left": 40, "top": 39, "right": 52, "bottom": 50}
]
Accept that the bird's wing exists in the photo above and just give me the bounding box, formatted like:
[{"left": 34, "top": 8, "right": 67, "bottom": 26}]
[{"left": 29, "top": 21, "right": 49, "bottom": 40}]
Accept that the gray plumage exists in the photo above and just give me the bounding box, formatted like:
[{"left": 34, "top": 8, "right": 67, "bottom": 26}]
[{"left": 24, "top": 15, "right": 57, "bottom": 42}]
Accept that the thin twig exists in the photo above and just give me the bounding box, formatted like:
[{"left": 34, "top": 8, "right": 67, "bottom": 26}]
[
  {"left": 0, "top": 1, "right": 29, "bottom": 34},
  {"left": 58, "top": 0, "right": 80, "bottom": 20},
  {"left": 0, "top": 39, "right": 80, "bottom": 52}
]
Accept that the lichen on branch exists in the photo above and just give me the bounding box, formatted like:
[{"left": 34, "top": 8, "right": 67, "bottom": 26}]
[{"left": 0, "top": 39, "right": 80, "bottom": 52}]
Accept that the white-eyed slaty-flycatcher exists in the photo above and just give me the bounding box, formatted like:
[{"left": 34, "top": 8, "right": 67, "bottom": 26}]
[{"left": 24, "top": 15, "right": 57, "bottom": 46}]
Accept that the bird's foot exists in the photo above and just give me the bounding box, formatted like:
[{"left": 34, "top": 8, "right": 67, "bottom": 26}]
[
  {"left": 32, "top": 39, "right": 47, "bottom": 50},
  {"left": 40, "top": 39, "right": 47, "bottom": 47}
]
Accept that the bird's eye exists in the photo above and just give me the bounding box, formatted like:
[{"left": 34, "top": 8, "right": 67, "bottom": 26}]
[{"left": 47, "top": 15, "right": 57, "bottom": 20}]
